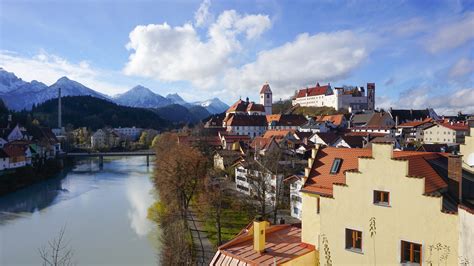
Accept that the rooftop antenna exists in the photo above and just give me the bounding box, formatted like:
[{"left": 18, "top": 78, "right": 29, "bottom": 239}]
[{"left": 58, "top": 87, "right": 62, "bottom": 129}]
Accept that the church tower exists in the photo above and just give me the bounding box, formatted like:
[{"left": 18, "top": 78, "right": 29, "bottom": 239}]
[
  {"left": 260, "top": 83, "right": 272, "bottom": 115},
  {"left": 367, "top": 83, "right": 375, "bottom": 111}
]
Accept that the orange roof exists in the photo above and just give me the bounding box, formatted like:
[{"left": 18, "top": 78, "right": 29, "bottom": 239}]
[
  {"left": 438, "top": 122, "right": 469, "bottom": 131},
  {"left": 250, "top": 136, "right": 275, "bottom": 150},
  {"left": 398, "top": 118, "right": 433, "bottom": 128},
  {"left": 211, "top": 224, "right": 315, "bottom": 266},
  {"left": 302, "top": 147, "right": 448, "bottom": 197},
  {"left": 262, "top": 129, "right": 293, "bottom": 139},
  {"left": 246, "top": 102, "right": 265, "bottom": 112},
  {"left": 315, "top": 114, "right": 345, "bottom": 126}
]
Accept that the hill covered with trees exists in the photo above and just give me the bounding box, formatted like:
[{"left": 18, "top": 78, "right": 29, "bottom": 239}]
[{"left": 31, "top": 96, "right": 171, "bottom": 130}]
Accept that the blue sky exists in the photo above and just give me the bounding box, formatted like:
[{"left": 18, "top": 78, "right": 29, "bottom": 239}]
[{"left": 0, "top": 0, "right": 473, "bottom": 114}]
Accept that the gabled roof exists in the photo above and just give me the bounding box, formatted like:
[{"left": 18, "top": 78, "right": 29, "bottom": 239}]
[
  {"left": 389, "top": 109, "right": 434, "bottom": 123},
  {"left": 211, "top": 224, "right": 314, "bottom": 266},
  {"left": 315, "top": 114, "right": 345, "bottom": 126},
  {"left": 250, "top": 136, "right": 277, "bottom": 150},
  {"left": 227, "top": 100, "right": 248, "bottom": 113},
  {"left": 312, "top": 132, "right": 340, "bottom": 145},
  {"left": 259, "top": 83, "right": 272, "bottom": 94},
  {"left": 246, "top": 102, "right": 265, "bottom": 112},
  {"left": 295, "top": 83, "right": 330, "bottom": 98},
  {"left": 339, "top": 135, "right": 366, "bottom": 148},
  {"left": 366, "top": 112, "right": 394, "bottom": 127},
  {"left": 267, "top": 114, "right": 307, "bottom": 127},
  {"left": 301, "top": 147, "right": 449, "bottom": 198},
  {"left": 294, "top": 131, "right": 313, "bottom": 140},
  {"left": 3, "top": 143, "right": 27, "bottom": 158},
  {"left": 351, "top": 112, "right": 375, "bottom": 125},
  {"left": 263, "top": 129, "right": 293, "bottom": 139},
  {"left": 424, "top": 122, "right": 469, "bottom": 131},
  {"left": 398, "top": 118, "right": 433, "bottom": 128},
  {"left": 226, "top": 114, "right": 267, "bottom": 127}
]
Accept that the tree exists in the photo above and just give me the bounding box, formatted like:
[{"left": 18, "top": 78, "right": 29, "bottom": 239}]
[
  {"left": 139, "top": 131, "right": 148, "bottom": 147},
  {"left": 38, "top": 226, "right": 74, "bottom": 266}
]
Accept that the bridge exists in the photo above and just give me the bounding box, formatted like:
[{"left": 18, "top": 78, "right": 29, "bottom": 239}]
[{"left": 66, "top": 150, "right": 156, "bottom": 166}]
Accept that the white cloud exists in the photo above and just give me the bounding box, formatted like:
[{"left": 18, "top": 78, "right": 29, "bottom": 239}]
[
  {"left": 0, "top": 50, "right": 128, "bottom": 95},
  {"left": 378, "top": 86, "right": 474, "bottom": 115},
  {"left": 448, "top": 58, "right": 474, "bottom": 79},
  {"left": 425, "top": 12, "right": 474, "bottom": 53},
  {"left": 391, "top": 17, "right": 427, "bottom": 37},
  {"left": 194, "top": 0, "right": 212, "bottom": 27},
  {"left": 223, "top": 31, "right": 369, "bottom": 100},
  {"left": 123, "top": 10, "right": 271, "bottom": 89}
]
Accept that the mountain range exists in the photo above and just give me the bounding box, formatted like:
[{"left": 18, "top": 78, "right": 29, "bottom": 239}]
[{"left": 0, "top": 68, "right": 229, "bottom": 117}]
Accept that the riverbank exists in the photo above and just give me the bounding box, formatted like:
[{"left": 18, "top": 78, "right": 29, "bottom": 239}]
[{"left": 0, "top": 158, "right": 71, "bottom": 196}]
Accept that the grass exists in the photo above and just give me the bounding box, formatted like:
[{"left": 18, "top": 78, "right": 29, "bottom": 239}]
[{"left": 200, "top": 208, "right": 252, "bottom": 247}]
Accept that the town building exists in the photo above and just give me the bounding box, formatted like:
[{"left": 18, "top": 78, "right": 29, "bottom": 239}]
[
  {"left": 91, "top": 129, "right": 121, "bottom": 149},
  {"left": 423, "top": 122, "right": 469, "bottom": 144},
  {"left": 113, "top": 127, "right": 143, "bottom": 141},
  {"left": 300, "top": 143, "right": 473, "bottom": 265},
  {"left": 285, "top": 174, "right": 305, "bottom": 220},
  {"left": 292, "top": 83, "right": 375, "bottom": 112},
  {"left": 397, "top": 118, "right": 434, "bottom": 143}
]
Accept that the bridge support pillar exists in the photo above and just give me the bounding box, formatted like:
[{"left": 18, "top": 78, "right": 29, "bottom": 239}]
[
  {"left": 146, "top": 155, "right": 150, "bottom": 167},
  {"left": 99, "top": 156, "right": 104, "bottom": 169}
]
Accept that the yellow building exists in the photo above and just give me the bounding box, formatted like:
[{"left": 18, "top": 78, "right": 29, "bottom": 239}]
[{"left": 301, "top": 142, "right": 473, "bottom": 265}]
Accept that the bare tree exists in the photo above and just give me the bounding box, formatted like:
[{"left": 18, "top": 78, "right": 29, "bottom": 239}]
[{"left": 38, "top": 226, "right": 74, "bottom": 266}]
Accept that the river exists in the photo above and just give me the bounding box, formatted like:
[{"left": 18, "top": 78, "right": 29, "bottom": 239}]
[{"left": 0, "top": 157, "right": 160, "bottom": 265}]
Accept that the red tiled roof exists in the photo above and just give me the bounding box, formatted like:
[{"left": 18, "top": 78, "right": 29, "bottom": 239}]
[
  {"left": 211, "top": 224, "right": 315, "bottom": 266},
  {"left": 398, "top": 118, "right": 433, "bottom": 128},
  {"left": 345, "top": 132, "right": 387, "bottom": 137},
  {"left": 223, "top": 135, "right": 251, "bottom": 143},
  {"left": 263, "top": 129, "right": 293, "bottom": 139},
  {"left": 315, "top": 114, "right": 345, "bottom": 126},
  {"left": 439, "top": 122, "right": 469, "bottom": 131},
  {"left": 3, "top": 143, "right": 26, "bottom": 157},
  {"left": 295, "top": 84, "right": 330, "bottom": 98},
  {"left": 246, "top": 102, "right": 265, "bottom": 112},
  {"left": 302, "top": 147, "right": 448, "bottom": 197},
  {"left": 250, "top": 136, "right": 275, "bottom": 150},
  {"left": 227, "top": 100, "right": 248, "bottom": 113}
]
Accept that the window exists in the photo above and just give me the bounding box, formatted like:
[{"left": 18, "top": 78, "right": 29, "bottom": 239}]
[
  {"left": 237, "top": 184, "right": 249, "bottom": 192},
  {"left": 401, "top": 241, "right": 422, "bottom": 265},
  {"left": 293, "top": 207, "right": 299, "bottom": 215},
  {"left": 317, "top": 197, "right": 320, "bottom": 214},
  {"left": 373, "top": 190, "right": 390, "bottom": 206},
  {"left": 291, "top": 195, "right": 302, "bottom": 203},
  {"left": 345, "top": 229, "right": 362, "bottom": 252},
  {"left": 330, "top": 158, "right": 342, "bottom": 174}
]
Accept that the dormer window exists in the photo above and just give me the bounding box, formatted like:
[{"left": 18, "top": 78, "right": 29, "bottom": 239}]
[{"left": 330, "top": 158, "right": 342, "bottom": 174}]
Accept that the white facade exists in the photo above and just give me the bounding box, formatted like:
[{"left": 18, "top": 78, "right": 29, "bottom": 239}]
[
  {"left": 292, "top": 83, "right": 375, "bottom": 112},
  {"left": 114, "top": 127, "right": 143, "bottom": 141},
  {"left": 459, "top": 206, "right": 474, "bottom": 264},
  {"left": 234, "top": 164, "right": 282, "bottom": 203},
  {"left": 91, "top": 129, "right": 107, "bottom": 149},
  {"left": 226, "top": 125, "right": 266, "bottom": 138},
  {"left": 289, "top": 177, "right": 304, "bottom": 220},
  {"left": 423, "top": 124, "right": 467, "bottom": 144}
]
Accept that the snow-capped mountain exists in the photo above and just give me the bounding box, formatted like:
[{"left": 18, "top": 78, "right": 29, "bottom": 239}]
[
  {"left": 0, "top": 69, "right": 229, "bottom": 114},
  {"left": 0, "top": 72, "right": 109, "bottom": 110},
  {"left": 0, "top": 68, "right": 28, "bottom": 93},
  {"left": 114, "top": 85, "right": 173, "bottom": 108},
  {"left": 166, "top": 93, "right": 189, "bottom": 106},
  {"left": 193, "top": 98, "right": 229, "bottom": 114}
]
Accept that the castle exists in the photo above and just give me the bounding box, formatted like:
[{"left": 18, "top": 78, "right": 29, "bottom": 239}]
[{"left": 292, "top": 82, "right": 375, "bottom": 112}]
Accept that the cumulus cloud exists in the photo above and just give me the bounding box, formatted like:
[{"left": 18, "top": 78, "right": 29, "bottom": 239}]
[
  {"left": 123, "top": 10, "right": 271, "bottom": 89},
  {"left": 448, "top": 58, "right": 474, "bottom": 79},
  {"left": 378, "top": 86, "right": 474, "bottom": 115},
  {"left": 223, "top": 31, "right": 369, "bottom": 100},
  {"left": 425, "top": 12, "right": 474, "bottom": 53},
  {"left": 194, "top": 0, "right": 212, "bottom": 27},
  {"left": 0, "top": 50, "right": 128, "bottom": 95}
]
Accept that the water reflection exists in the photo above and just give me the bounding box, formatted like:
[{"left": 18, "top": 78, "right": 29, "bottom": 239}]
[
  {"left": 0, "top": 157, "right": 159, "bottom": 265},
  {"left": 126, "top": 176, "right": 155, "bottom": 236}
]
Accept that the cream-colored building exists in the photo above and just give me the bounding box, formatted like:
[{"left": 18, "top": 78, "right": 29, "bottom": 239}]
[
  {"left": 423, "top": 122, "right": 469, "bottom": 144},
  {"left": 301, "top": 143, "right": 473, "bottom": 265}
]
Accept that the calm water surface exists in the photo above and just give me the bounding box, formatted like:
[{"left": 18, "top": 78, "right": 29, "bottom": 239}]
[{"left": 0, "top": 157, "right": 160, "bottom": 265}]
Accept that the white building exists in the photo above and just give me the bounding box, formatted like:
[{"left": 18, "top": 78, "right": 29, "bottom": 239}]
[
  {"left": 285, "top": 174, "right": 304, "bottom": 220},
  {"left": 423, "top": 122, "right": 469, "bottom": 144},
  {"left": 234, "top": 162, "right": 283, "bottom": 203},
  {"left": 292, "top": 82, "right": 375, "bottom": 112},
  {"left": 114, "top": 127, "right": 143, "bottom": 141}
]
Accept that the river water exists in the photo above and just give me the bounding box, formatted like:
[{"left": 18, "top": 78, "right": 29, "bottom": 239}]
[{"left": 0, "top": 157, "right": 160, "bottom": 265}]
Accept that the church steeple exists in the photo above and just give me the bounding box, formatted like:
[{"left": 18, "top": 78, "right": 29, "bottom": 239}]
[{"left": 260, "top": 83, "right": 272, "bottom": 115}]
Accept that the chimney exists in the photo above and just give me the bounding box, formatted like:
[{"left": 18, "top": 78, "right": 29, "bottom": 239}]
[
  {"left": 448, "top": 152, "right": 463, "bottom": 203},
  {"left": 58, "top": 87, "right": 62, "bottom": 129},
  {"left": 253, "top": 216, "right": 268, "bottom": 253}
]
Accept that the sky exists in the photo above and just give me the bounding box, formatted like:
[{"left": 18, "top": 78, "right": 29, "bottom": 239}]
[{"left": 0, "top": 0, "right": 473, "bottom": 114}]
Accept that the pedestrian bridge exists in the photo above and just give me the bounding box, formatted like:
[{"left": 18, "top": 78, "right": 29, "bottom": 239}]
[{"left": 66, "top": 150, "right": 156, "bottom": 166}]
